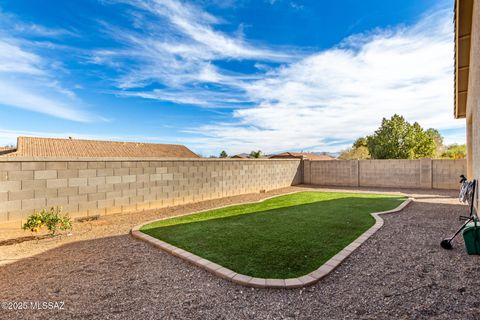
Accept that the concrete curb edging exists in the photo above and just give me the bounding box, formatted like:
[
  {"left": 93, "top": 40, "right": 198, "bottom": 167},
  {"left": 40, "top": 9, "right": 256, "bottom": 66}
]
[{"left": 131, "top": 192, "right": 413, "bottom": 289}]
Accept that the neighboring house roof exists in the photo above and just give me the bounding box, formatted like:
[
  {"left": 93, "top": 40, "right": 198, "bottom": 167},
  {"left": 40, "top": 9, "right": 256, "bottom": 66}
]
[
  {"left": 0, "top": 147, "right": 16, "bottom": 156},
  {"left": 269, "top": 152, "right": 335, "bottom": 160},
  {"left": 4, "top": 137, "right": 199, "bottom": 158},
  {"left": 231, "top": 153, "right": 251, "bottom": 159},
  {"left": 454, "top": 0, "right": 474, "bottom": 118}
]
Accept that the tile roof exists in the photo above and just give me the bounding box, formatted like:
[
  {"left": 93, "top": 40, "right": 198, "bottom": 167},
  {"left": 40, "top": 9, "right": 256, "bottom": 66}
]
[
  {"left": 0, "top": 147, "right": 16, "bottom": 156},
  {"left": 5, "top": 137, "right": 199, "bottom": 158},
  {"left": 231, "top": 153, "right": 251, "bottom": 159},
  {"left": 269, "top": 152, "right": 335, "bottom": 160}
]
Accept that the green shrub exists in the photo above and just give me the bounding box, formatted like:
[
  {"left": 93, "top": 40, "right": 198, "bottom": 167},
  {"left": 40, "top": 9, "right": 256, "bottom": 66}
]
[{"left": 23, "top": 207, "right": 72, "bottom": 236}]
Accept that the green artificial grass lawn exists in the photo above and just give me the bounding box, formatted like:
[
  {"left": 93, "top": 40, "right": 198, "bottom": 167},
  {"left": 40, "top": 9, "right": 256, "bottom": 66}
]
[{"left": 141, "top": 192, "right": 406, "bottom": 278}]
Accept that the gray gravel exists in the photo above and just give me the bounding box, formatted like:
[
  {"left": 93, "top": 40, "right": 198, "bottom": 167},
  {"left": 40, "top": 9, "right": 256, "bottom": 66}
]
[{"left": 1, "top": 187, "right": 480, "bottom": 320}]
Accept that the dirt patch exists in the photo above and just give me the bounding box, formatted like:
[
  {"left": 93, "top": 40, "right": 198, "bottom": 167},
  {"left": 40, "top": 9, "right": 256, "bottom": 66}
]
[
  {"left": 0, "top": 186, "right": 300, "bottom": 266},
  {"left": 0, "top": 234, "right": 53, "bottom": 247},
  {"left": 2, "top": 185, "right": 476, "bottom": 320}
]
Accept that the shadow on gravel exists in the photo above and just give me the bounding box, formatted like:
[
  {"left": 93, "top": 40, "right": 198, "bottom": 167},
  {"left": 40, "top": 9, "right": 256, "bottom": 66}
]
[{"left": 1, "top": 200, "right": 480, "bottom": 320}]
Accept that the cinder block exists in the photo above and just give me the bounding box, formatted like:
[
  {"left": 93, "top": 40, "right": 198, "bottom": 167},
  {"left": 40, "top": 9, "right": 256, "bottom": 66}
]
[
  {"left": 21, "top": 161, "right": 46, "bottom": 171},
  {"left": 105, "top": 162, "right": 122, "bottom": 169},
  {"left": 62, "top": 203, "right": 79, "bottom": 213},
  {"left": 129, "top": 195, "right": 143, "bottom": 204},
  {"left": 106, "top": 191, "right": 122, "bottom": 199},
  {"left": 143, "top": 193, "right": 156, "bottom": 201},
  {"left": 8, "top": 190, "right": 34, "bottom": 201},
  {"left": 114, "top": 168, "right": 129, "bottom": 176},
  {"left": 78, "top": 169, "right": 96, "bottom": 178},
  {"left": 46, "top": 162, "right": 68, "bottom": 170},
  {"left": 98, "top": 199, "right": 114, "bottom": 209},
  {"left": 122, "top": 175, "right": 136, "bottom": 183},
  {"left": 78, "top": 185, "right": 97, "bottom": 195},
  {"left": 136, "top": 202, "right": 150, "bottom": 211},
  {"left": 34, "top": 188, "right": 58, "bottom": 198},
  {"left": 105, "top": 206, "right": 121, "bottom": 215},
  {"left": 137, "top": 187, "right": 150, "bottom": 196},
  {"left": 47, "top": 197, "right": 69, "bottom": 207},
  {"left": 129, "top": 182, "right": 143, "bottom": 189},
  {"left": 0, "top": 200, "right": 22, "bottom": 212},
  {"left": 136, "top": 174, "right": 150, "bottom": 183},
  {"left": 7, "top": 209, "right": 33, "bottom": 222},
  {"left": 149, "top": 200, "right": 163, "bottom": 208},
  {"left": 57, "top": 170, "right": 79, "bottom": 179},
  {"left": 114, "top": 197, "right": 130, "bottom": 207},
  {"left": 67, "top": 210, "right": 88, "bottom": 219},
  {"left": 97, "top": 183, "right": 114, "bottom": 192},
  {"left": 162, "top": 185, "right": 173, "bottom": 193},
  {"left": 129, "top": 167, "right": 143, "bottom": 175},
  {"left": 0, "top": 162, "right": 21, "bottom": 171},
  {"left": 88, "top": 176, "right": 106, "bottom": 186},
  {"left": 8, "top": 170, "right": 34, "bottom": 181},
  {"left": 162, "top": 173, "right": 174, "bottom": 181},
  {"left": 0, "top": 180, "right": 21, "bottom": 192},
  {"left": 113, "top": 182, "right": 130, "bottom": 191},
  {"left": 46, "top": 179, "right": 68, "bottom": 189},
  {"left": 68, "top": 162, "right": 88, "bottom": 170},
  {"left": 121, "top": 161, "right": 136, "bottom": 168},
  {"left": 57, "top": 187, "right": 78, "bottom": 197},
  {"left": 143, "top": 167, "right": 155, "bottom": 174},
  {"left": 96, "top": 168, "right": 114, "bottom": 177},
  {"left": 68, "top": 178, "right": 88, "bottom": 187},
  {"left": 88, "top": 207, "right": 106, "bottom": 216},
  {"left": 156, "top": 167, "right": 168, "bottom": 174},
  {"left": 34, "top": 170, "right": 57, "bottom": 180},
  {"left": 88, "top": 162, "right": 105, "bottom": 169},
  {"left": 136, "top": 161, "right": 149, "bottom": 168},
  {"left": 106, "top": 176, "right": 122, "bottom": 184},
  {"left": 122, "top": 189, "right": 136, "bottom": 197},
  {"left": 79, "top": 201, "right": 97, "bottom": 211},
  {"left": 88, "top": 192, "right": 106, "bottom": 201},
  {"left": 121, "top": 203, "right": 137, "bottom": 213},
  {"left": 68, "top": 194, "right": 88, "bottom": 204},
  {"left": 22, "top": 198, "right": 46, "bottom": 210},
  {"left": 150, "top": 173, "right": 162, "bottom": 181}
]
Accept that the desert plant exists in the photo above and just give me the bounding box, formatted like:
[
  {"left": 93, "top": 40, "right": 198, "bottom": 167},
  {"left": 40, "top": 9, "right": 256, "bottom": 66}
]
[
  {"left": 250, "top": 150, "right": 262, "bottom": 158},
  {"left": 366, "top": 114, "right": 437, "bottom": 159},
  {"left": 442, "top": 143, "right": 467, "bottom": 159},
  {"left": 23, "top": 207, "right": 72, "bottom": 236},
  {"left": 219, "top": 150, "right": 228, "bottom": 158}
]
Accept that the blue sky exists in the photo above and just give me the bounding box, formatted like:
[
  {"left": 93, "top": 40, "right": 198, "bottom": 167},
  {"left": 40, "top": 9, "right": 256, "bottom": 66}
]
[{"left": 0, "top": 0, "right": 465, "bottom": 156}]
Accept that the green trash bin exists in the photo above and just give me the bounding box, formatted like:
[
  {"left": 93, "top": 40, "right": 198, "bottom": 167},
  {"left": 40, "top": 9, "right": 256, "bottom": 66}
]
[{"left": 462, "top": 221, "right": 480, "bottom": 255}]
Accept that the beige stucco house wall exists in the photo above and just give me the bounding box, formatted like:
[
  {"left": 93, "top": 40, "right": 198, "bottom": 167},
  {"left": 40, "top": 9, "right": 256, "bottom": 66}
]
[{"left": 455, "top": 0, "right": 479, "bottom": 207}]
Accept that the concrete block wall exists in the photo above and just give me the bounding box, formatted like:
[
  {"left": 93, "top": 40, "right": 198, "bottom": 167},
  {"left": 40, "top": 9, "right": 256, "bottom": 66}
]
[
  {"left": 307, "top": 160, "right": 359, "bottom": 186},
  {"left": 0, "top": 158, "right": 302, "bottom": 224},
  {"left": 359, "top": 160, "right": 422, "bottom": 188},
  {"left": 432, "top": 159, "right": 468, "bottom": 189},
  {"left": 306, "top": 159, "right": 466, "bottom": 190}
]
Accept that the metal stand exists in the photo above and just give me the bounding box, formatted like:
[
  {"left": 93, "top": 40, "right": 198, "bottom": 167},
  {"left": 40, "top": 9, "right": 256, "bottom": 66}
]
[{"left": 440, "top": 177, "right": 477, "bottom": 250}]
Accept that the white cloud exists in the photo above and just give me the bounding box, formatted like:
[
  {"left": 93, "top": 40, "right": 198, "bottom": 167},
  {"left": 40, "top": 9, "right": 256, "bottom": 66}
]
[
  {"left": 0, "top": 40, "right": 43, "bottom": 74},
  {"left": 94, "top": 2, "right": 464, "bottom": 155},
  {"left": 13, "top": 23, "right": 77, "bottom": 37},
  {"left": 188, "top": 9, "right": 464, "bottom": 154},
  {"left": 0, "top": 78, "right": 94, "bottom": 122},
  {"left": 0, "top": 37, "right": 98, "bottom": 122},
  {"left": 94, "top": 0, "right": 295, "bottom": 90},
  {"left": 0, "top": 9, "right": 77, "bottom": 38}
]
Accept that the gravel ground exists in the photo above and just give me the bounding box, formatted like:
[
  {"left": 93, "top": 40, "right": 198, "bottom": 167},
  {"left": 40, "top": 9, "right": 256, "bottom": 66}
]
[{"left": 1, "top": 185, "right": 479, "bottom": 320}]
